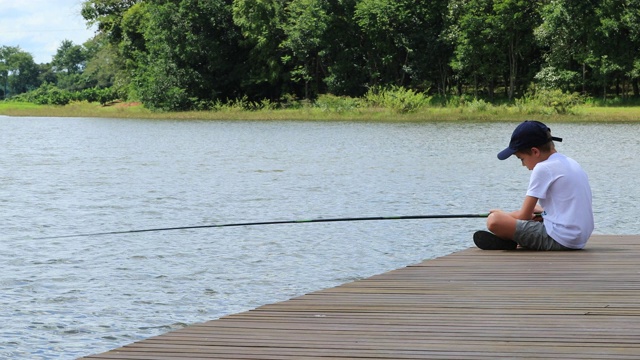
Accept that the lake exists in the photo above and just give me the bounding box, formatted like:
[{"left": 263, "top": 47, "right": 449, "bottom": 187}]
[{"left": 1, "top": 117, "right": 638, "bottom": 358}]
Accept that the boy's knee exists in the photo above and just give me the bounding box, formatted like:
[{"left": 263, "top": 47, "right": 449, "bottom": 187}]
[
  {"left": 487, "top": 212, "right": 499, "bottom": 231},
  {"left": 486, "top": 212, "right": 517, "bottom": 239},
  {"left": 487, "top": 212, "right": 508, "bottom": 234},
  {"left": 487, "top": 213, "right": 500, "bottom": 233}
]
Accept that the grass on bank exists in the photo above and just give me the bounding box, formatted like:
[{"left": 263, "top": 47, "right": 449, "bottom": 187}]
[{"left": 2, "top": 92, "right": 640, "bottom": 122}]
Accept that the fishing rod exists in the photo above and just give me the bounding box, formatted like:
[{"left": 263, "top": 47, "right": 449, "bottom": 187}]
[{"left": 35, "top": 213, "right": 491, "bottom": 240}]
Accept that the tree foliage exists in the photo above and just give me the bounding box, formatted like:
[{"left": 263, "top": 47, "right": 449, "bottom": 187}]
[
  {"left": 355, "top": 0, "right": 449, "bottom": 90},
  {"left": 232, "top": 0, "right": 288, "bottom": 97},
  {"left": 0, "top": 46, "right": 39, "bottom": 98},
  {"left": 4, "top": 0, "right": 640, "bottom": 109}
]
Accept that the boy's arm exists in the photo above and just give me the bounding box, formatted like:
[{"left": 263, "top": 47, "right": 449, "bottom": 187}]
[{"left": 509, "top": 195, "right": 540, "bottom": 220}]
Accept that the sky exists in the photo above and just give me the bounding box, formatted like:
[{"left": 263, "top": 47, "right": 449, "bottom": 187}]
[{"left": 0, "top": 0, "right": 97, "bottom": 64}]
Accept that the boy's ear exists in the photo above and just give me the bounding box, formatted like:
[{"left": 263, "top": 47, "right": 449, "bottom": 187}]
[{"left": 531, "top": 147, "right": 541, "bottom": 156}]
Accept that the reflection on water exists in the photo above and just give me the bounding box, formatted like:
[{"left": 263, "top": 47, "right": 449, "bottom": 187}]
[{"left": 0, "top": 117, "right": 638, "bottom": 358}]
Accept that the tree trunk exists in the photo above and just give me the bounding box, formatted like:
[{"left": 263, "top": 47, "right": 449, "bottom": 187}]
[
  {"left": 582, "top": 63, "right": 587, "bottom": 95},
  {"left": 508, "top": 39, "right": 517, "bottom": 101},
  {"left": 488, "top": 77, "right": 495, "bottom": 101},
  {"left": 474, "top": 74, "right": 478, "bottom": 98}
]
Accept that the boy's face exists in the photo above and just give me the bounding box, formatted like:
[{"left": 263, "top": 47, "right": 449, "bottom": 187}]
[{"left": 515, "top": 149, "right": 539, "bottom": 170}]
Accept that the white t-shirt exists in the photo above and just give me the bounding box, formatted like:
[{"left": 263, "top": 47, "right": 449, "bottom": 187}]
[{"left": 527, "top": 153, "right": 594, "bottom": 249}]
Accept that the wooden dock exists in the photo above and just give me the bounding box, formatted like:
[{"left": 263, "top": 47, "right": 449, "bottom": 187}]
[{"left": 81, "top": 235, "right": 640, "bottom": 359}]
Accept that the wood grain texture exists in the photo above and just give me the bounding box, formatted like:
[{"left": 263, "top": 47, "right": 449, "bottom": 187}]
[{"left": 81, "top": 235, "right": 640, "bottom": 359}]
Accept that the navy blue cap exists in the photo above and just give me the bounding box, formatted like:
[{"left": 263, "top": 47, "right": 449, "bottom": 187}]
[{"left": 497, "top": 120, "right": 562, "bottom": 160}]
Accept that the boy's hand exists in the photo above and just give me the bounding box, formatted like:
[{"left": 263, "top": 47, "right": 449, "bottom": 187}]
[{"left": 533, "top": 205, "right": 544, "bottom": 222}]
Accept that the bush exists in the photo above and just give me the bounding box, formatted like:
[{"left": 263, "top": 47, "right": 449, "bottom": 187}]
[
  {"left": 465, "top": 99, "right": 491, "bottom": 112},
  {"left": 94, "top": 87, "right": 118, "bottom": 105},
  {"left": 534, "top": 66, "right": 580, "bottom": 91},
  {"left": 364, "top": 86, "right": 431, "bottom": 113},
  {"left": 528, "top": 89, "right": 583, "bottom": 114},
  {"left": 209, "top": 96, "right": 276, "bottom": 112},
  {"left": 13, "top": 83, "right": 71, "bottom": 105},
  {"left": 313, "top": 94, "right": 363, "bottom": 112},
  {"left": 444, "top": 94, "right": 476, "bottom": 108},
  {"left": 11, "top": 84, "right": 120, "bottom": 106}
]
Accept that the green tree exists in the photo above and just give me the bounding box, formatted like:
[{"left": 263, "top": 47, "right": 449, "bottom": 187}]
[
  {"left": 51, "top": 40, "right": 90, "bottom": 91},
  {"left": 319, "top": 0, "right": 369, "bottom": 96},
  {"left": 279, "top": 0, "right": 331, "bottom": 99},
  {"left": 233, "top": 0, "right": 371, "bottom": 98},
  {"left": 37, "top": 63, "right": 57, "bottom": 85},
  {"left": 232, "top": 0, "right": 289, "bottom": 99},
  {"left": 536, "top": 0, "right": 640, "bottom": 97},
  {"left": 355, "top": 0, "right": 412, "bottom": 86},
  {"left": 52, "top": 40, "right": 87, "bottom": 74},
  {"left": 82, "top": 0, "right": 141, "bottom": 98},
  {"left": 592, "top": 0, "right": 640, "bottom": 97},
  {"left": 490, "top": 0, "right": 541, "bottom": 100},
  {"left": 536, "top": 0, "right": 606, "bottom": 95},
  {"left": 0, "top": 46, "right": 40, "bottom": 97},
  {"left": 447, "top": 0, "right": 540, "bottom": 100},
  {"left": 118, "top": 1, "right": 149, "bottom": 67},
  {"left": 620, "top": 0, "right": 640, "bottom": 95},
  {"left": 76, "top": 0, "right": 640, "bottom": 105},
  {"left": 82, "top": 0, "right": 141, "bottom": 44},
  {"left": 447, "top": 0, "right": 505, "bottom": 99},
  {"left": 0, "top": 62, "right": 7, "bottom": 99},
  {"left": 355, "top": 0, "right": 451, "bottom": 94},
  {"left": 409, "top": 0, "right": 453, "bottom": 95},
  {"left": 135, "top": 0, "right": 247, "bottom": 110},
  {"left": 83, "top": 35, "right": 121, "bottom": 90}
]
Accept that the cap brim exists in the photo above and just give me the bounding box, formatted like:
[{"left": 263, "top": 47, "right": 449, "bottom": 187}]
[{"left": 497, "top": 147, "right": 516, "bottom": 160}]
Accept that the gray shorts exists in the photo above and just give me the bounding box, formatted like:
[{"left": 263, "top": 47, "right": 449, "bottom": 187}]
[{"left": 514, "top": 220, "right": 575, "bottom": 251}]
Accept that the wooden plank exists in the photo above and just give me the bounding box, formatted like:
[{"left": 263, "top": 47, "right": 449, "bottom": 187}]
[{"left": 80, "top": 235, "right": 640, "bottom": 359}]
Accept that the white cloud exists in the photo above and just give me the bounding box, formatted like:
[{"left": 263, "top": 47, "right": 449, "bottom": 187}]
[{"left": 0, "top": 0, "right": 96, "bottom": 64}]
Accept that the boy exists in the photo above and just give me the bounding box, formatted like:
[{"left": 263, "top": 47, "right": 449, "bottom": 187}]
[{"left": 474, "top": 120, "right": 594, "bottom": 250}]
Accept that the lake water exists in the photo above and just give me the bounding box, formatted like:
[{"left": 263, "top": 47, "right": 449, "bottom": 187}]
[{"left": 1, "top": 117, "right": 638, "bottom": 359}]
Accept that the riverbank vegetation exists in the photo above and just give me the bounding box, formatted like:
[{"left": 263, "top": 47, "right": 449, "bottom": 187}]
[
  {"left": 3, "top": 0, "right": 640, "bottom": 117},
  {"left": 3, "top": 87, "right": 640, "bottom": 122}
]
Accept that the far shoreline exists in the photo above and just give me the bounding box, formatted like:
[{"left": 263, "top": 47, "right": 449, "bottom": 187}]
[{"left": 1, "top": 101, "right": 640, "bottom": 123}]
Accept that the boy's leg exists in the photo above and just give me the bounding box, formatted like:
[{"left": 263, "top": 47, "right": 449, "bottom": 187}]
[
  {"left": 514, "top": 220, "right": 574, "bottom": 251},
  {"left": 473, "top": 211, "right": 518, "bottom": 250},
  {"left": 486, "top": 211, "right": 518, "bottom": 240}
]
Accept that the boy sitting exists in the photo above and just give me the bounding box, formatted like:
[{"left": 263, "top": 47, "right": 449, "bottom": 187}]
[{"left": 474, "top": 120, "right": 594, "bottom": 250}]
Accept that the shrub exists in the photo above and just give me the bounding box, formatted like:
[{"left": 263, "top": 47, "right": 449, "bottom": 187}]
[
  {"left": 465, "top": 99, "right": 491, "bottom": 112},
  {"left": 444, "top": 94, "right": 476, "bottom": 108},
  {"left": 534, "top": 66, "right": 580, "bottom": 91},
  {"left": 13, "top": 83, "right": 71, "bottom": 105},
  {"left": 314, "top": 94, "right": 362, "bottom": 112},
  {"left": 11, "top": 84, "right": 120, "bottom": 106},
  {"left": 364, "top": 86, "right": 430, "bottom": 113},
  {"left": 94, "top": 87, "right": 118, "bottom": 105},
  {"left": 528, "top": 89, "right": 583, "bottom": 114}
]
